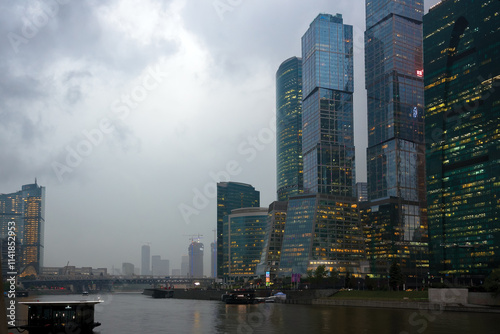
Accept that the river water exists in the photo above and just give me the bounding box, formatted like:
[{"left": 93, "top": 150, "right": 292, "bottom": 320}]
[{"left": 13, "top": 293, "right": 499, "bottom": 334}]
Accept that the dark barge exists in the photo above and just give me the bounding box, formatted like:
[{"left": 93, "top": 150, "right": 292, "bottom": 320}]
[
  {"left": 16, "top": 300, "right": 103, "bottom": 334},
  {"left": 142, "top": 288, "right": 174, "bottom": 298}
]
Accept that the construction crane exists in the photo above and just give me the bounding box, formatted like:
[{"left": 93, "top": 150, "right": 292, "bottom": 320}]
[
  {"left": 63, "top": 261, "right": 70, "bottom": 275},
  {"left": 183, "top": 234, "right": 203, "bottom": 243}
]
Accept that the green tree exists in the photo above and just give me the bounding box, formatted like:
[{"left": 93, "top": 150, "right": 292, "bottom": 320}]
[
  {"left": 314, "top": 265, "right": 328, "bottom": 281},
  {"left": 306, "top": 265, "right": 330, "bottom": 287},
  {"left": 365, "top": 275, "right": 375, "bottom": 291},
  {"left": 344, "top": 271, "right": 353, "bottom": 289},
  {"left": 389, "top": 261, "right": 405, "bottom": 291},
  {"left": 327, "top": 268, "right": 339, "bottom": 287},
  {"left": 484, "top": 266, "right": 500, "bottom": 296},
  {"left": 306, "top": 269, "right": 315, "bottom": 284}
]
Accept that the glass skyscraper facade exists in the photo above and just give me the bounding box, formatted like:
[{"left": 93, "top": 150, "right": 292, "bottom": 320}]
[
  {"left": 0, "top": 182, "right": 45, "bottom": 276},
  {"left": 223, "top": 208, "right": 268, "bottom": 278},
  {"left": 424, "top": 0, "right": 500, "bottom": 278},
  {"left": 277, "top": 57, "right": 303, "bottom": 201},
  {"left": 277, "top": 13, "right": 364, "bottom": 277},
  {"left": 279, "top": 194, "right": 364, "bottom": 275},
  {"left": 216, "top": 182, "right": 259, "bottom": 278},
  {"left": 364, "top": 0, "right": 428, "bottom": 276},
  {"left": 256, "top": 201, "right": 288, "bottom": 278},
  {"left": 302, "top": 13, "right": 355, "bottom": 196}
]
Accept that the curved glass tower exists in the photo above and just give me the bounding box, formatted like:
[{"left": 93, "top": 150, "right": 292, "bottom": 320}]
[{"left": 276, "top": 57, "right": 303, "bottom": 201}]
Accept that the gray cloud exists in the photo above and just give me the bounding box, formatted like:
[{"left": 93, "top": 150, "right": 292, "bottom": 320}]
[{"left": 0, "top": 0, "right": 442, "bottom": 272}]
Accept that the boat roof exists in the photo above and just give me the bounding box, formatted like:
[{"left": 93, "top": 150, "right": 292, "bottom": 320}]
[{"left": 19, "top": 301, "right": 103, "bottom": 305}]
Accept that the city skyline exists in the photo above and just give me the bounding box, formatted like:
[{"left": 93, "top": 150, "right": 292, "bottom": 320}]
[{"left": 0, "top": 0, "right": 441, "bottom": 273}]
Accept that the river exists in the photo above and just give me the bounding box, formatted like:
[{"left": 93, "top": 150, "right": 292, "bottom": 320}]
[{"left": 12, "top": 293, "right": 499, "bottom": 333}]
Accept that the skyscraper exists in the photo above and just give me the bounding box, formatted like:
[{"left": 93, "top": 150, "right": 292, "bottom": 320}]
[
  {"left": 276, "top": 57, "right": 303, "bottom": 201},
  {"left": 223, "top": 207, "right": 268, "bottom": 278},
  {"left": 424, "top": 0, "right": 500, "bottom": 278},
  {"left": 302, "top": 13, "right": 355, "bottom": 196},
  {"left": 364, "top": 0, "right": 428, "bottom": 277},
  {"left": 279, "top": 13, "right": 364, "bottom": 277},
  {"left": 141, "top": 245, "right": 150, "bottom": 275},
  {"left": 0, "top": 181, "right": 45, "bottom": 276},
  {"left": 216, "top": 182, "right": 259, "bottom": 278},
  {"left": 188, "top": 240, "right": 204, "bottom": 277}
]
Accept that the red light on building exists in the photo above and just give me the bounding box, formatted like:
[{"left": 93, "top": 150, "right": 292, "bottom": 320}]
[{"left": 416, "top": 69, "right": 424, "bottom": 77}]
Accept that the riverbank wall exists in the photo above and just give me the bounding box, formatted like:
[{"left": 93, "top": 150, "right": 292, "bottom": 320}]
[{"left": 309, "top": 298, "right": 500, "bottom": 313}]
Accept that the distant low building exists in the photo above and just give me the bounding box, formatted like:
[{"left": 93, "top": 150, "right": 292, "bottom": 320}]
[
  {"left": 122, "top": 263, "right": 135, "bottom": 276},
  {"left": 181, "top": 255, "right": 189, "bottom": 277},
  {"left": 40, "top": 266, "right": 108, "bottom": 276},
  {"left": 152, "top": 255, "right": 170, "bottom": 276},
  {"left": 141, "top": 245, "right": 151, "bottom": 275}
]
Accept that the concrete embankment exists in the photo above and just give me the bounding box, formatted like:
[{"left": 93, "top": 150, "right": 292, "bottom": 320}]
[
  {"left": 278, "top": 289, "right": 500, "bottom": 314},
  {"left": 309, "top": 298, "right": 500, "bottom": 313}
]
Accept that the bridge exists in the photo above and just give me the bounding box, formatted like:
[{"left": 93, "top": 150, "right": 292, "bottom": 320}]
[{"left": 20, "top": 276, "right": 216, "bottom": 293}]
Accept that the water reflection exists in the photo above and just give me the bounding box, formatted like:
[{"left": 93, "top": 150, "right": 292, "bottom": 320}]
[{"left": 11, "top": 293, "right": 499, "bottom": 334}]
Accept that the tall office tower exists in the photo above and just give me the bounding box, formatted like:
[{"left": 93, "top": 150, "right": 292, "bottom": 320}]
[
  {"left": 188, "top": 240, "right": 204, "bottom": 277},
  {"left": 210, "top": 242, "right": 216, "bottom": 278},
  {"left": 277, "top": 57, "right": 303, "bottom": 201},
  {"left": 424, "top": 0, "right": 500, "bottom": 279},
  {"left": 141, "top": 245, "right": 151, "bottom": 275},
  {"left": 256, "top": 201, "right": 288, "bottom": 279},
  {"left": 364, "top": 0, "right": 428, "bottom": 277},
  {"left": 302, "top": 13, "right": 355, "bottom": 196},
  {"left": 0, "top": 181, "right": 45, "bottom": 276},
  {"left": 223, "top": 208, "right": 268, "bottom": 278},
  {"left": 181, "top": 255, "right": 189, "bottom": 277},
  {"left": 279, "top": 14, "right": 364, "bottom": 277},
  {"left": 216, "top": 182, "right": 259, "bottom": 278}
]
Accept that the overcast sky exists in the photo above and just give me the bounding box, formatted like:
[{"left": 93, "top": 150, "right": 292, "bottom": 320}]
[{"left": 0, "top": 0, "right": 440, "bottom": 274}]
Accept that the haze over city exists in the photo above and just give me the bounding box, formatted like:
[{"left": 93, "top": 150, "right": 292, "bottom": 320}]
[{"left": 1, "top": 0, "right": 440, "bottom": 274}]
